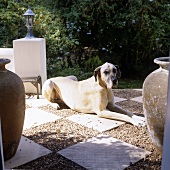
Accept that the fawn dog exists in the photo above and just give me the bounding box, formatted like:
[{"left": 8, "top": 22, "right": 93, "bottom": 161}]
[{"left": 42, "top": 62, "right": 145, "bottom": 126}]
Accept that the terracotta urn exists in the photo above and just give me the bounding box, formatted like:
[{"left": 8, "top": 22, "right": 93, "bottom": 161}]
[
  {"left": 143, "top": 57, "right": 169, "bottom": 153},
  {"left": 0, "top": 58, "right": 25, "bottom": 160}
]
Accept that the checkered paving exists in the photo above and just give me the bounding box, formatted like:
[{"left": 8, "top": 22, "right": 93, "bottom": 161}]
[{"left": 5, "top": 89, "right": 149, "bottom": 169}]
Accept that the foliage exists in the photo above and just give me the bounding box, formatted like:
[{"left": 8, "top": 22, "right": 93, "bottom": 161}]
[
  {"left": 0, "top": 1, "right": 25, "bottom": 47},
  {"left": 33, "top": 6, "right": 79, "bottom": 58},
  {"left": 118, "top": 79, "right": 143, "bottom": 89},
  {"left": 53, "top": 64, "right": 93, "bottom": 81},
  {"left": 0, "top": 0, "right": 80, "bottom": 77},
  {"left": 44, "top": 0, "right": 170, "bottom": 78},
  {"left": 45, "top": 57, "right": 93, "bottom": 80},
  {"left": 0, "top": 0, "right": 169, "bottom": 79},
  {"left": 85, "top": 55, "right": 103, "bottom": 72}
]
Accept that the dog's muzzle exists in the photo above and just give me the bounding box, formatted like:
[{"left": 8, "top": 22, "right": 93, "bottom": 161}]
[
  {"left": 111, "top": 77, "right": 117, "bottom": 85},
  {"left": 111, "top": 77, "right": 118, "bottom": 88}
]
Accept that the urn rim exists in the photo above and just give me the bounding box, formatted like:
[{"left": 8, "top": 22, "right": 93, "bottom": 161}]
[
  {"left": 0, "top": 58, "right": 11, "bottom": 66},
  {"left": 154, "top": 57, "right": 169, "bottom": 68}
]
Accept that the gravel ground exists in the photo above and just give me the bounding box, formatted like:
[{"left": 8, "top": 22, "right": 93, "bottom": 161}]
[{"left": 15, "top": 89, "right": 162, "bottom": 170}]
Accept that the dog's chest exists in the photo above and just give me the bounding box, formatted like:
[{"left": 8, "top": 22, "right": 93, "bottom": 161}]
[{"left": 70, "top": 87, "right": 108, "bottom": 113}]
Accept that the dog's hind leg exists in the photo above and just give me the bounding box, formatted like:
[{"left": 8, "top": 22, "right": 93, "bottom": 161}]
[
  {"left": 42, "top": 79, "right": 56, "bottom": 102},
  {"left": 42, "top": 79, "right": 61, "bottom": 109}
]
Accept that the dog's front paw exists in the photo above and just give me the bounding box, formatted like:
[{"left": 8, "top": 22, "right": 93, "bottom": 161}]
[
  {"left": 131, "top": 115, "right": 146, "bottom": 127},
  {"left": 49, "top": 103, "right": 60, "bottom": 109}
]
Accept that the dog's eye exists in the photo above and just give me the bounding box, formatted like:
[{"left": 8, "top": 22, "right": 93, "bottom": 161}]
[
  {"left": 113, "top": 68, "right": 116, "bottom": 73},
  {"left": 104, "top": 70, "right": 109, "bottom": 75}
]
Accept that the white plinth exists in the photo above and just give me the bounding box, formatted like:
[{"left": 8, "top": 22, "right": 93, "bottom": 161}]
[
  {"left": 13, "top": 38, "right": 47, "bottom": 94},
  {"left": 0, "top": 48, "right": 15, "bottom": 72}
]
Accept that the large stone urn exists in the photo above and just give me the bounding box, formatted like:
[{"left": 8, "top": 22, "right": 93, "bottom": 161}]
[
  {"left": 143, "top": 57, "right": 169, "bottom": 153},
  {"left": 0, "top": 58, "right": 25, "bottom": 160}
]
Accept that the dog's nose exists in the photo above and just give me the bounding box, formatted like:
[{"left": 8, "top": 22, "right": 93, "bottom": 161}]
[{"left": 111, "top": 77, "right": 117, "bottom": 84}]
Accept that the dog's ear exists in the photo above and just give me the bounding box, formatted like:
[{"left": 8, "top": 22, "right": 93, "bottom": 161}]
[
  {"left": 94, "top": 66, "right": 101, "bottom": 82},
  {"left": 115, "top": 65, "right": 121, "bottom": 78}
]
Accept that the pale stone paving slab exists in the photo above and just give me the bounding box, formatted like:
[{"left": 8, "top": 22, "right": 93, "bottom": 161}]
[
  {"left": 5, "top": 136, "right": 52, "bottom": 169},
  {"left": 26, "top": 98, "right": 49, "bottom": 108},
  {"left": 114, "top": 96, "right": 127, "bottom": 103},
  {"left": 133, "top": 89, "right": 143, "bottom": 92},
  {"left": 66, "top": 114, "right": 125, "bottom": 132},
  {"left": 131, "top": 96, "right": 143, "bottom": 103},
  {"left": 58, "top": 135, "right": 151, "bottom": 170},
  {"left": 26, "top": 98, "right": 63, "bottom": 109},
  {"left": 23, "top": 108, "right": 61, "bottom": 130}
]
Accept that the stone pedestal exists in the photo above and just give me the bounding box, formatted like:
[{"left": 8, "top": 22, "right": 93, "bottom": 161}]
[
  {"left": 13, "top": 38, "right": 47, "bottom": 94},
  {"left": 0, "top": 48, "right": 14, "bottom": 72}
]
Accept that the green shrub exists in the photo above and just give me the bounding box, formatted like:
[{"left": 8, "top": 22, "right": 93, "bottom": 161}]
[
  {"left": 85, "top": 55, "right": 103, "bottom": 72},
  {"left": 1, "top": 0, "right": 169, "bottom": 79},
  {"left": 45, "top": 0, "right": 169, "bottom": 78},
  {"left": 49, "top": 62, "right": 93, "bottom": 80}
]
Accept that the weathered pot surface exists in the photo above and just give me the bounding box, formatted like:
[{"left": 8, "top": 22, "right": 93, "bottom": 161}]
[
  {"left": 143, "top": 57, "right": 169, "bottom": 153},
  {"left": 0, "top": 58, "right": 25, "bottom": 160}
]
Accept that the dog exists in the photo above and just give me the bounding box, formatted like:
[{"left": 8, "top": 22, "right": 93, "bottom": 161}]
[{"left": 42, "top": 62, "right": 145, "bottom": 126}]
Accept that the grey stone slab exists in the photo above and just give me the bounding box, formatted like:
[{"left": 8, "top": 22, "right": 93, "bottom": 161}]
[
  {"left": 24, "top": 108, "right": 61, "bottom": 130},
  {"left": 66, "top": 114, "right": 125, "bottom": 132},
  {"left": 26, "top": 98, "right": 60, "bottom": 109},
  {"left": 5, "top": 136, "right": 52, "bottom": 169},
  {"left": 114, "top": 96, "right": 127, "bottom": 103},
  {"left": 58, "top": 135, "right": 151, "bottom": 170},
  {"left": 131, "top": 96, "right": 143, "bottom": 103},
  {"left": 26, "top": 98, "right": 49, "bottom": 107},
  {"left": 133, "top": 89, "right": 143, "bottom": 92}
]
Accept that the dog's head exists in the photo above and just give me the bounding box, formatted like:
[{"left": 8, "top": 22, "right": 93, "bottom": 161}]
[{"left": 94, "top": 62, "right": 121, "bottom": 89}]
